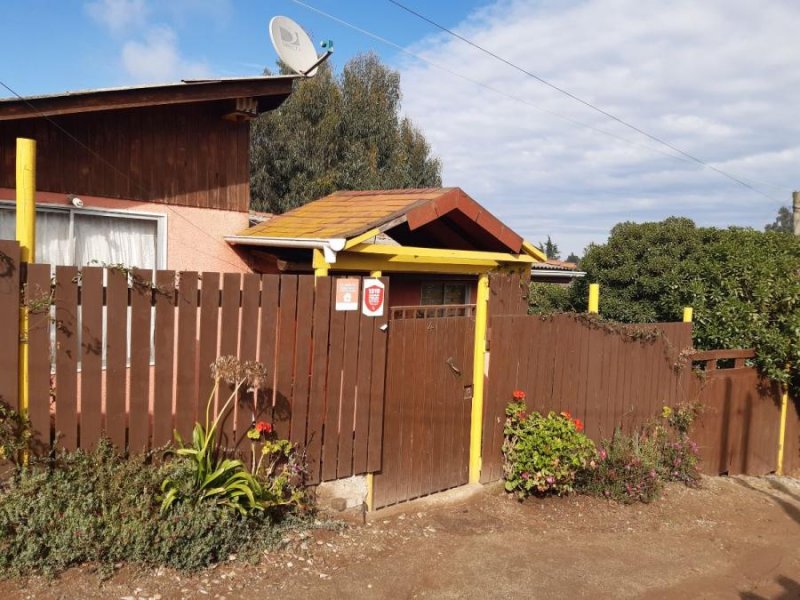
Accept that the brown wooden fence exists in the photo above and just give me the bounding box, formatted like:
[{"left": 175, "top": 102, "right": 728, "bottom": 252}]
[
  {"left": 481, "top": 313, "right": 695, "bottom": 483},
  {"left": 0, "top": 240, "right": 389, "bottom": 485},
  {"left": 690, "top": 349, "right": 799, "bottom": 476}
]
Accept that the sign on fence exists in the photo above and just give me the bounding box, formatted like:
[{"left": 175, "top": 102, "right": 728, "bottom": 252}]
[
  {"left": 335, "top": 278, "right": 359, "bottom": 311},
  {"left": 362, "top": 278, "right": 385, "bottom": 317}
]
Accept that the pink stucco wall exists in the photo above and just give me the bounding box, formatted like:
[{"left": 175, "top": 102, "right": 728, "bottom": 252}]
[{"left": 0, "top": 187, "right": 250, "bottom": 273}]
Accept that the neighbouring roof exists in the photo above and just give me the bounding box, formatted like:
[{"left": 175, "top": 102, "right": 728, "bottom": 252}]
[
  {"left": 0, "top": 76, "right": 299, "bottom": 120},
  {"left": 532, "top": 259, "right": 586, "bottom": 279},
  {"left": 235, "top": 188, "right": 534, "bottom": 255}
]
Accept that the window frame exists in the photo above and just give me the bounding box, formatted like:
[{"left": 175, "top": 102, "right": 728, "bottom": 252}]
[{"left": 0, "top": 200, "right": 168, "bottom": 269}]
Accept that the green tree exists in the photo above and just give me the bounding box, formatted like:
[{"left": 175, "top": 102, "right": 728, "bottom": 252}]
[
  {"left": 572, "top": 218, "right": 800, "bottom": 388},
  {"left": 540, "top": 235, "right": 560, "bottom": 260},
  {"left": 566, "top": 252, "right": 581, "bottom": 265},
  {"left": 765, "top": 206, "right": 792, "bottom": 233},
  {"left": 250, "top": 53, "right": 442, "bottom": 214}
]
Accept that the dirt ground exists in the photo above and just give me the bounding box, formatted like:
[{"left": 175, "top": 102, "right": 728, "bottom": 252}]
[{"left": 3, "top": 475, "right": 800, "bottom": 599}]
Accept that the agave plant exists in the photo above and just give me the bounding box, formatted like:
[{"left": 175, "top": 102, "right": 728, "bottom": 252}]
[{"left": 160, "top": 357, "right": 267, "bottom": 515}]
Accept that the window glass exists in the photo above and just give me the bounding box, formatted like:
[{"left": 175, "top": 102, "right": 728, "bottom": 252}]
[{"left": 0, "top": 205, "right": 159, "bottom": 269}]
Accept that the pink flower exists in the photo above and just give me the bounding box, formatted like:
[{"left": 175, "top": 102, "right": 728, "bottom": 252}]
[
  {"left": 521, "top": 471, "right": 530, "bottom": 480},
  {"left": 599, "top": 449, "right": 608, "bottom": 460},
  {"left": 545, "top": 476, "right": 555, "bottom": 485}
]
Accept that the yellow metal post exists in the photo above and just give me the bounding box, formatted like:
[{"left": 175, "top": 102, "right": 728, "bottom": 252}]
[
  {"left": 683, "top": 307, "right": 693, "bottom": 323},
  {"left": 469, "top": 272, "right": 490, "bottom": 484},
  {"left": 588, "top": 283, "right": 599, "bottom": 314},
  {"left": 777, "top": 386, "right": 789, "bottom": 475},
  {"left": 16, "top": 138, "right": 36, "bottom": 429}
]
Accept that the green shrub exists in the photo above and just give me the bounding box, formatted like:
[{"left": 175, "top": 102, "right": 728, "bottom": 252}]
[
  {"left": 576, "top": 429, "right": 663, "bottom": 503},
  {"left": 161, "top": 356, "right": 305, "bottom": 516},
  {"left": 0, "top": 402, "right": 31, "bottom": 471},
  {"left": 0, "top": 441, "right": 308, "bottom": 577},
  {"left": 576, "top": 403, "right": 702, "bottom": 503},
  {"left": 502, "top": 397, "right": 596, "bottom": 498}
]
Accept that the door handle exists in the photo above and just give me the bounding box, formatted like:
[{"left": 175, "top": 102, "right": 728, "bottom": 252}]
[{"left": 446, "top": 357, "right": 461, "bottom": 375}]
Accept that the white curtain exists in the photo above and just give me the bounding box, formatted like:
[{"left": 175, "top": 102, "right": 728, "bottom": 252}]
[{"left": 74, "top": 213, "right": 157, "bottom": 269}]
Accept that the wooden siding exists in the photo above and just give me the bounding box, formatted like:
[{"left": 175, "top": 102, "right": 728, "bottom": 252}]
[{"left": 0, "top": 103, "right": 250, "bottom": 212}]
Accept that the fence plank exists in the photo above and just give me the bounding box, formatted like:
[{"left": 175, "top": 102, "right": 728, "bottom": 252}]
[
  {"left": 55, "top": 266, "right": 79, "bottom": 450},
  {"left": 257, "top": 275, "right": 279, "bottom": 431},
  {"left": 26, "top": 263, "right": 52, "bottom": 451},
  {"left": 352, "top": 309, "right": 375, "bottom": 475},
  {"left": 105, "top": 268, "right": 128, "bottom": 449},
  {"left": 366, "top": 277, "right": 390, "bottom": 473},
  {"left": 236, "top": 273, "right": 261, "bottom": 450},
  {"left": 218, "top": 272, "right": 242, "bottom": 446},
  {"left": 274, "top": 275, "right": 298, "bottom": 441},
  {"left": 0, "top": 240, "right": 20, "bottom": 412},
  {"left": 289, "top": 277, "right": 314, "bottom": 449},
  {"left": 337, "top": 308, "right": 361, "bottom": 479},
  {"left": 152, "top": 270, "right": 176, "bottom": 447},
  {"left": 175, "top": 272, "right": 199, "bottom": 442},
  {"left": 129, "top": 268, "right": 152, "bottom": 452},
  {"left": 197, "top": 272, "right": 220, "bottom": 429},
  {"left": 79, "top": 267, "right": 103, "bottom": 450},
  {"left": 321, "top": 296, "right": 346, "bottom": 481},
  {"left": 306, "top": 277, "right": 331, "bottom": 484}
]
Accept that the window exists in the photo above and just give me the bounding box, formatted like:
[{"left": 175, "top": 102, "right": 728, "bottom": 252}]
[
  {"left": 420, "top": 281, "right": 469, "bottom": 305},
  {"left": 0, "top": 202, "right": 166, "bottom": 269}
]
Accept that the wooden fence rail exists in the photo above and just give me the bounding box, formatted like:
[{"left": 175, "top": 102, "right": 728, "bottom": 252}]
[{"left": 0, "top": 240, "right": 389, "bottom": 485}]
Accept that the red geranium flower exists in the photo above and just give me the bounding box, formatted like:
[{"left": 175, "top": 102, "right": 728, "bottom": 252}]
[
  {"left": 518, "top": 411, "right": 528, "bottom": 420},
  {"left": 573, "top": 418, "right": 584, "bottom": 432},
  {"left": 512, "top": 390, "right": 526, "bottom": 400},
  {"left": 256, "top": 421, "right": 273, "bottom": 434},
  {"left": 560, "top": 411, "right": 572, "bottom": 419}
]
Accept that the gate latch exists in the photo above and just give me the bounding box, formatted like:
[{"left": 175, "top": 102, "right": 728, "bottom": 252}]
[{"left": 446, "top": 356, "right": 461, "bottom": 375}]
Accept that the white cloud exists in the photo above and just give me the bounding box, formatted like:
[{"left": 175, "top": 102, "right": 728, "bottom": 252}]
[
  {"left": 86, "top": 0, "right": 149, "bottom": 33},
  {"left": 398, "top": 0, "right": 800, "bottom": 255},
  {"left": 121, "top": 26, "right": 210, "bottom": 83}
]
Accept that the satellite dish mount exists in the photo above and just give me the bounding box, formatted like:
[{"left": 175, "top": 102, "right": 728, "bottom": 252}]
[{"left": 269, "top": 16, "right": 333, "bottom": 77}]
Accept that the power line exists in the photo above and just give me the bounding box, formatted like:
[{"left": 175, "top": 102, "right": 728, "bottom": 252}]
[
  {"left": 0, "top": 78, "right": 249, "bottom": 272},
  {"left": 386, "top": 0, "right": 787, "bottom": 201}
]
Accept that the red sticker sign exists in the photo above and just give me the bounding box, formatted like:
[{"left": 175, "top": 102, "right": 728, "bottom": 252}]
[{"left": 362, "top": 278, "right": 385, "bottom": 317}]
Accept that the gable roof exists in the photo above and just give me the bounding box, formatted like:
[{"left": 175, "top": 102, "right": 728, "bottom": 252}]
[
  {"left": 236, "top": 187, "right": 535, "bottom": 256},
  {"left": 0, "top": 76, "right": 298, "bottom": 120}
]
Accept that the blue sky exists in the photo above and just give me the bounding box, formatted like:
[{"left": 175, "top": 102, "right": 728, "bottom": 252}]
[{"left": 2, "top": 1, "right": 799, "bottom": 255}]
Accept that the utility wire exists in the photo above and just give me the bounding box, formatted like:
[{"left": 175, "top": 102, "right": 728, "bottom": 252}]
[
  {"left": 386, "top": 0, "right": 787, "bottom": 201},
  {"left": 0, "top": 78, "right": 249, "bottom": 272}
]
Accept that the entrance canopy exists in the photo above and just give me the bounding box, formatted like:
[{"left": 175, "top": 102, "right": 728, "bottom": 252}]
[{"left": 226, "top": 187, "right": 544, "bottom": 274}]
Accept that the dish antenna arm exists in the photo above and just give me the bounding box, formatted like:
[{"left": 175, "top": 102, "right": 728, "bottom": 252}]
[{"left": 299, "top": 46, "right": 334, "bottom": 76}]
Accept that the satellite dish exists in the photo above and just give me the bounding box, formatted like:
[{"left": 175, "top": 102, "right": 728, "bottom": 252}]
[{"left": 269, "top": 16, "right": 333, "bottom": 77}]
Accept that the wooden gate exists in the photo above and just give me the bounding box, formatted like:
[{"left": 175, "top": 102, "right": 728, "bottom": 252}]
[{"left": 373, "top": 306, "right": 475, "bottom": 509}]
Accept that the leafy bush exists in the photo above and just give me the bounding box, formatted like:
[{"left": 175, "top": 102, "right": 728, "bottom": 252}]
[
  {"left": 0, "top": 402, "right": 31, "bottom": 471},
  {"left": 502, "top": 395, "right": 596, "bottom": 498},
  {"left": 527, "top": 282, "right": 574, "bottom": 315},
  {"left": 0, "top": 441, "right": 306, "bottom": 577},
  {"left": 162, "top": 356, "right": 305, "bottom": 516},
  {"left": 577, "top": 429, "right": 663, "bottom": 503},
  {"left": 576, "top": 403, "right": 702, "bottom": 503}
]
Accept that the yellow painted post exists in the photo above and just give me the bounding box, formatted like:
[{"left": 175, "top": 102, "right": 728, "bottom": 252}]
[
  {"left": 16, "top": 138, "right": 36, "bottom": 431},
  {"left": 588, "top": 283, "right": 599, "bottom": 314},
  {"left": 777, "top": 385, "right": 789, "bottom": 475},
  {"left": 683, "top": 307, "right": 693, "bottom": 323},
  {"left": 312, "top": 248, "right": 329, "bottom": 278},
  {"left": 469, "top": 272, "right": 490, "bottom": 484}
]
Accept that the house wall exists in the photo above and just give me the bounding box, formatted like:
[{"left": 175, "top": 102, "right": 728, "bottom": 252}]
[
  {"left": 0, "top": 103, "right": 250, "bottom": 212},
  {"left": 0, "top": 188, "right": 250, "bottom": 273},
  {"left": 388, "top": 275, "right": 477, "bottom": 307}
]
